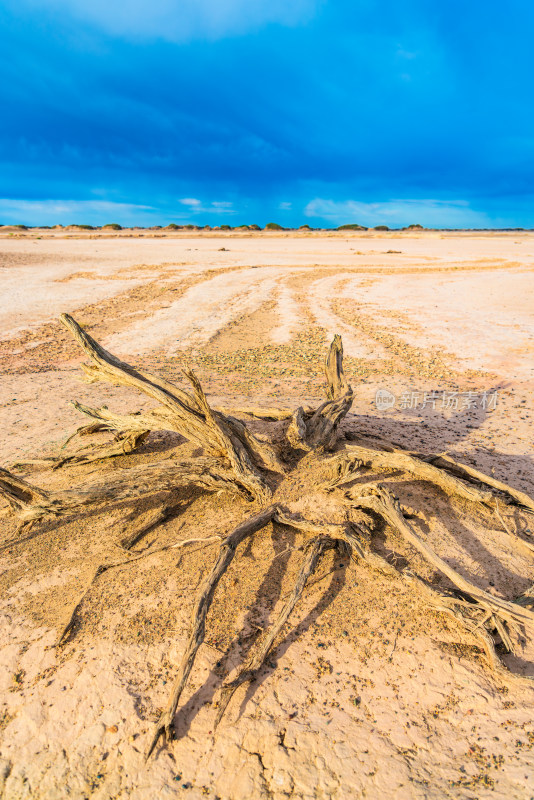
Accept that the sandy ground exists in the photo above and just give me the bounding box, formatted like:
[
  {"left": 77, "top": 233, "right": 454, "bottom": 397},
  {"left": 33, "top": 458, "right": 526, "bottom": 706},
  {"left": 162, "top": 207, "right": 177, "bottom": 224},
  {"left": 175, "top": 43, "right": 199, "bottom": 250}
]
[{"left": 1, "top": 230, "right": 534, "bottom": 799}]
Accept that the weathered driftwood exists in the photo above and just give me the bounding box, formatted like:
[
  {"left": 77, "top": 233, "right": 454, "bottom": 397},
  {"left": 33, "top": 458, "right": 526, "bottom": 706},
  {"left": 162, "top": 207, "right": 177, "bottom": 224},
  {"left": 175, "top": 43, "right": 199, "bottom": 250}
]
[
  {"left": 420, "top": 452, "right": 534, "bottom": 514},
  {"left": 61, "top": 313, "right": 278, "bottom": 501},
  {"left": 51, "top": 403, "right": 153, "bottom": 468},
  {"left": 326, "top": 445, "right": 493, "bottom": 505},
  {"left": 346, "top": 483, "right": 534, "bottom": 637},
  {"left": 326, "top": 445, "right": 534, "bottom": 553},
  {"left": 0, "top": 459, "right": 240, "bottom": 531},
  {"left": 12, "top": 430, "right": 150, "bottom": 472},
  {"left": 1, "top": 316, "right": 534, "bottom": 761},
  {"left": 146, "top": 505, "right": 279, "bottom": 758},
  {"left": 287, "top": 334, "right": 354, "bottom": 452},
  {"left": 337, "top": 438, "right": 534, "bottom": 514},
  {"left": 214, "top": 535, "right": 337, "bottom": 727},
  {"left": 216, "top": 405, "right": 312, "bottom": 421}
]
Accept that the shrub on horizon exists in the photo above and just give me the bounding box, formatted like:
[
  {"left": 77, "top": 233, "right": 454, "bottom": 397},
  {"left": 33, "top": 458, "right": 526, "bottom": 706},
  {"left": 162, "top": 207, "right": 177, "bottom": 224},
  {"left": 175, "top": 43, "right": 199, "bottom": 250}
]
[
  {"left": 102, "top": 223, "right": 122, "bottom": 230},
  {"left": 336, "top": 223, "right": 367, "bottom": 231},
  {"left": 374, "top": 225, "right": 389, "bottom": 231},
  {"left": 265, "top": 222, "right": 284, "bottom": 230}
]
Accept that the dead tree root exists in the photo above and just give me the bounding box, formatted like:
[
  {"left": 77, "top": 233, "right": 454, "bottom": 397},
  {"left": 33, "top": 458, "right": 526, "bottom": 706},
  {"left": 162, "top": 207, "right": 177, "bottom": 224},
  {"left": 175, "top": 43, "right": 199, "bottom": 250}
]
[
  {"left": 0, "top": 459, "right": 241, "bottom": 528},
  {"left": 1, "top": 316, "right": 534, "bottom": 761},
  {"left": 287, "top": 334, "right": 354, "bottom": 452},
  {"left": 345, "top": 483, "right": 534, "bottom": 648},
  {"left": 215, "top": 535, "right": 337, "bottom": 726},
  {"left": 146, "top": 505, "right": 279, "bottom": 759}
]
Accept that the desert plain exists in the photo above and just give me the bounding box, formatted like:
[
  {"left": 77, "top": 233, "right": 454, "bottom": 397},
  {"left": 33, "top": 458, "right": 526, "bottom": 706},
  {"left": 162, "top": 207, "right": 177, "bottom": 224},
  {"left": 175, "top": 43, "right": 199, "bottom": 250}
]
[{"left": 1, "top": 229, "right": 534, "bottom": 799}]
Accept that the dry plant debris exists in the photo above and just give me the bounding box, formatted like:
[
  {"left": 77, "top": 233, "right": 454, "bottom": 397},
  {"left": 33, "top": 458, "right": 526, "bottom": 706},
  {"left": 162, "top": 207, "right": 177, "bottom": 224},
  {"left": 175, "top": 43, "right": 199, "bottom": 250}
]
[{"left": 1, "top": 314, "right": 533, "bottom": 762}]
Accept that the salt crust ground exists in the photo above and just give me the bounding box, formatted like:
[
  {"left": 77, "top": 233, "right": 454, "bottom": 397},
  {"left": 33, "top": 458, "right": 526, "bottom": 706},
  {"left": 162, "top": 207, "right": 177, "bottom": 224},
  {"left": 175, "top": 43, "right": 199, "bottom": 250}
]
[{"left": 1, "top": 230, "right": 534, "bottom": 799}]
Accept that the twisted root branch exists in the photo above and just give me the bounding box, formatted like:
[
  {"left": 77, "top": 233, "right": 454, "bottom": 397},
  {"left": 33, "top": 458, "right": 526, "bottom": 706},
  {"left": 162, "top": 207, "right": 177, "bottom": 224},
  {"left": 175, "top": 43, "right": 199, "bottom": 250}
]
[
  {"left": 287, "top": 334, "right": 353, "bottom": 452},
  {"left": 146, "top": 505, "right": 279, "bottom": 759},
  {"left": 345, "top": 483, "right": 534, "bottom": 647},
  {"left": 0, "top": 459, "right": 241, "bottom": 526},
  {"left": 60, "top": 313, "right": 278, "bottom": 501},
  {"left": 215, "top": 535, "right": 337, "bottom": 726}
]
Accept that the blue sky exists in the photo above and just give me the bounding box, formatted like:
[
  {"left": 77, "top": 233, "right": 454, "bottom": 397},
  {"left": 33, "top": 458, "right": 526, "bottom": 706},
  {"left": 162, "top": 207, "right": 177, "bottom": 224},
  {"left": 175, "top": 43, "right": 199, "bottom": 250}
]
[{"left": 1, "top": 0, "right": 534, "bottom": 228}]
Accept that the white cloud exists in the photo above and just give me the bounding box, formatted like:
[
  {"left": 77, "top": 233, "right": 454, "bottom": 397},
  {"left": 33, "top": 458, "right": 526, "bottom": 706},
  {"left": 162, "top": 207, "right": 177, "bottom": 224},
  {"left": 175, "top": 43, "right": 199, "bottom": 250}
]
[
  {"left": 396, "top": 48, "right": 418, "bottom": 60},
  {"left": 178, "top": 198, "right": 235, "bottom": 215},
  {"left": 304, "top": 198, "right": 493, "bottom": 228},
  {"left": 12, "top": 0, "right": 322, "bottom": 42},
  {"left": 0, "top": 196, "right": 237, "bottom": 225},
  {"left": 0, "top": 198, "right": 154, "bottom": 226}
]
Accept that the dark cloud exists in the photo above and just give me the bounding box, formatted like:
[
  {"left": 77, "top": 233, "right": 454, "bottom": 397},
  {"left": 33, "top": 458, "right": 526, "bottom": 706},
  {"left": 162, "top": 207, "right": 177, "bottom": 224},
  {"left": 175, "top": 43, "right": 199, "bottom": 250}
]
[{"left": 1, "top": 0, "right": 534, "bottom": 226}]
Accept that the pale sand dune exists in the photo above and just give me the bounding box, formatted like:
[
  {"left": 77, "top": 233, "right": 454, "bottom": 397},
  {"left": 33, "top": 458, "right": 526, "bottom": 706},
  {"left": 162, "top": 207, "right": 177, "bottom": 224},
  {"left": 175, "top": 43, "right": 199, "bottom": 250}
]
[
  {"left": 338, "top": 269, "right": 534, "bottom": 379},
  {"left": 105, "top": 267, "right": 289, "bottom": 355},
  {"left": 1, "top": 231, "right": 534, "bottom": 800},
  {"left": 0, "top": 264, "right": 147, "bottom": 340},
  {"left": 307, "top": 273, "right": 388, "bottom": 358},
  {"left": 271, "top": 285, "right": 302, "bottom": 345}
]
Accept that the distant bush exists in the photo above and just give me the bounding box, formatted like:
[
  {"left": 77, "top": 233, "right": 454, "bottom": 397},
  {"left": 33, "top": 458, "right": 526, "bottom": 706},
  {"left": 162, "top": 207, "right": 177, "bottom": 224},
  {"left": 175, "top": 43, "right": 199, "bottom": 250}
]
[
  {"left": 166, "top": 223, "right": 180, "bottom": 229},
  {"left": 219, "top": 224, "right": 231, "bottom": 230},
  {"left": 299, "top": 224, "right": 311, "bottom": 230},
  {"left": 336, "top": 224, "right": 367, "bottom": 231},
  {"left": 404, "top": 224, "right": 424, "bottom": 230},
  {"left": 374, "top": 225, "right": 389, "bottom": 231},
  {"left": 73, "top": 224, "right": 94, "bottom": 230},
  {"left": 265, "top": 222, "right": 284, "bottom": 230},
  {"left": 248, "top": 224, "right": 261, "bottom": 230},
  {"left": 102, "top": 223, "right": 122, "bottom": 230}
]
